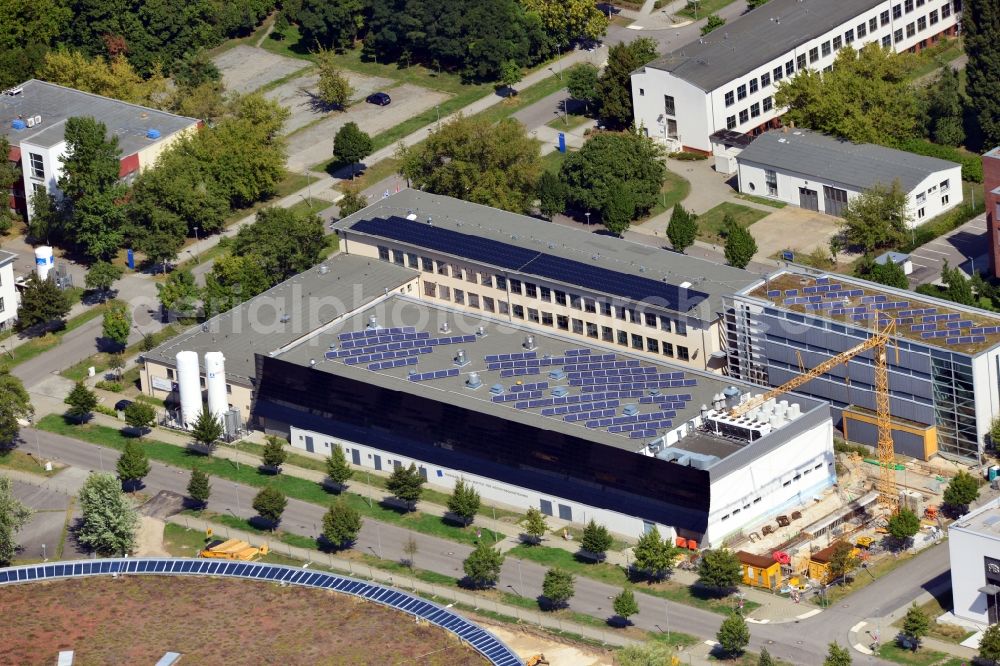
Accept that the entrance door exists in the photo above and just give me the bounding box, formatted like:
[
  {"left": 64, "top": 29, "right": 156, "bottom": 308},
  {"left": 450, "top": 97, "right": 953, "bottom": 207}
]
[
  {"left": 304, "top": 436, "right": 314, "bottom": 453},
  {"left": 351, "top": 449, "right": 361, "bottom": 465},
  {"left": 373, "top": 455, "right": 382, "bottom": 471},
  {"left": 823, "top": 186, "right": 848, "bottom": 216},
  {"left": 799, "top": 187, "right": 819, "bottom": 211}
]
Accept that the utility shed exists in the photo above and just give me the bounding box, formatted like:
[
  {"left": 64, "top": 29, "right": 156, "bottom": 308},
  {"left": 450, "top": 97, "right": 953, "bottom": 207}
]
[{"left": 737, "top": 551, "right": 783, "bottom": 590}]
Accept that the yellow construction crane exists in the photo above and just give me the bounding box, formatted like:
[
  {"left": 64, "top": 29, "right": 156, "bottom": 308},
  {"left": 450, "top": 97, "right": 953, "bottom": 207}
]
[{"left": 729, "top": 317, "right": 899, "bottom": 513}]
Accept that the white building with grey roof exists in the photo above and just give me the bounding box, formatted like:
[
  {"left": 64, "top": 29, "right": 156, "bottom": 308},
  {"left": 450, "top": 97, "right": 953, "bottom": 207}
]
[
  {"left": 630, "top": 0, "right": 962, "bottom": 153},
  {"left": 735, "top": 128, "right": 963, "bottom": 222}
]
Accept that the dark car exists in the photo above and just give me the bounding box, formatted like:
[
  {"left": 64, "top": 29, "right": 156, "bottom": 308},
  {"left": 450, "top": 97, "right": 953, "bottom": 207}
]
[
  {"left": 114, "top": 399, "right": 133, "bottom": 412},
  {"left": 366, "top": 92, "right": 391, "bottom": 106}
]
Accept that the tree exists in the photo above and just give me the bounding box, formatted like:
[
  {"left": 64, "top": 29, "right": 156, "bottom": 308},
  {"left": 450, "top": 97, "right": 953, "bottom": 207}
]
[
  {"left": 325, "top": 444, "right": 354, "bottom": 491},
  {"left": 887, "top": 508, "right": 921, "bottom": 543},
  {"left": 462, "top": 541, "right": 505, "bottom": 588},
  {"left": 943, "top": 470, "right": 980, "bottom": 512},
  {"left": 521, "top": 507, "right": 548, "bottom": 544},
  {"left": 403, "top": 536, "right": 419, "bottom": 569},
  {"left": 823, "top": 642, "right": 852, "bottom": 666},
  {"left": 541, "top": 568, "right": 575, "bottom": 609},
  {"left": 399, "top": 115, "right": 542, "bottom": 214},
  {"left": 701, "top": 14, "right": 725, "bottom": 35},
  {"left": 77, "top": 472, "right": 138, "bottom": 556},
  {"left": 296, "top": 0, "right": 365, "bottom": 51},
  {"left": 27, "top": 188, "right": 62, "bottom": 245},
  {"left": 109, "top": 353, "right": 125, "bottom": 381},
  {"left": 187, "top": 467, "right": 211, "bottom": 508},
  {"left": 632, "top": 526, "right": 679, "bottom": 581},
  {"left": 616, "top": 644, "right": 674, "bottom": 666},
  {"left": 600, "top": 180, "right": 636, "bottom": 236},
  {"left": 16, "top": 273, "right": 71, "bottom": 333},
  {"left": 203, "top": 254, "right": 271, "bottom": 315},
  {"left": 580, "top": 519, "right": 613, "bottom": 560},
  {"left": 667, "top": 204, "right": 698, "bottom": 253},
  {"left": 964, "top": 0, "right": 1000, "bottom": 148},
  {"left": 333, "top": 122, "right": 373, "bottom": 178},
  {"left": 157, "top": 269, "right": 200, "bottom": 320},
  {"left": 717, "top": 613, "right": 750, "bottom": 657},
  {"left": 566, "top": 63, "right": 600, "bottom": 113},
  {"left": 64, "top": 381, "right": 97, "bottom": 422},
  {"left": 747, "top": 0, "right": 771, "bottom": 8},
  {"left": 190, "top": 408, "right": 223, "bottom": 453},
  {"left": 979, "top": 623, "right": 1000, "bottom": 665},
  {"left": 262, "top": 435, "right": 288, "bottom": 471},
  {"left": 758, "top": 647, "right": 777, "bottom": 666},
  {"left": 559, "top": 130, "right": 666, "bottom": 223},
  {"left": 315, "top": 48, "right": 354, "bottom": 107},
  {"left": 0, "top": 372, "right": 33, "bottom": 451},
  {"left": 386, "top": 462, "right": 425, "bottom": 511},
  {"left": 116, "top": 439, "right": 150, "bottom": 492},
  {"left": 0, "top": 475, "right": 31, "bottom": 565},
  {"left": 337, "top": 187, "right": 369, "bottom": 217},
  {"left": 775, "top": 43, "right": 918, "bottom": 146},
  {"left": 520, "top": 0, "right": 607, "bottom": 48},
  {"left": 447, "top": 479, "right": 481, "bottom": 526},
  {"left": 855, "top": 255, "right": 908, "bottom": 289},
  {"left": 537, "top": 171, "right": 566, "bottom": 219},
  {"left": 101, "top": 301, "right": 132, "bottom": 349},
  {"left": 84, "top": 261, "right": 123, "bottom": 302},
  {"left": 596, "top": 37, "right": 658, "bottom": 128},
  {"left": 697, "top": 549, "right": 742, "bottom": 594},
  {"left": 724, "top": 217, "right": 758, "bottom": 269},
  {"left": 38, "top": 51, "right": 166, "bottom": 107},
  {"left": 123, "top": 401, "right": 155, "bottom": 437},
  {"left": 321, "top": 500, "right": 362, "bottom": 549},
  {"left": 901, "top": 602, "right": 930, "bottom": 650},
  {"left": 252, "top": 486, "right": 288, "bottom": 527},
  {"left": 612, "top": 588, "right": 639, "bottom": 625},
  {"left": 921, "top": 64, "right": 965, "bottom": 147},
  {"left": 499, "top": 60, "right": 522, "bottom": 93},
  {"left": 827, "top": 541, "right": 858, "bottom": 584},
  {"left": 840, "top": 181, "right": 910, "bottom": 252},
  {"left": 940, "top": 261, "right": 976, "bottom": 307},
  {"left": 232, "top": 207, "right": 327, "bottom": 284}
]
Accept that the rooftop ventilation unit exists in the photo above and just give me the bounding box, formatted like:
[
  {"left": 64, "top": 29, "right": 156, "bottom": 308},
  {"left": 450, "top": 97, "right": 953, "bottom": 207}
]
[
  {"left": 279, "top": 314, "right": 291, "bottom": 323},
  {"left": 406, "top": 211, "right": 417, "bottom": 220},
  {"left": 680, "top": 281, "right": 693, "bottom": 290},
  {"left": 328, "top": 343, "right": 337, "bottom": 350},
  {"left": 408, "top": 369, "right": 419, "bottom": 379},
  {"left": 367, "top": 315, "right": 378, "bottom": 329},
  {"left": 523, "top": 335, "right": 536, "bottom": 351},
  {"left": 319, "top": 265, "right": 329, "bottom": 274},
  {"left": 465, "top": 372, "right": 482, "bottom": 389},
  {"left": 551, "top": 385, "right": 569, "bottom": 398},
  {"left": 622, "top": 404, "right": 639, "bottom": 417},
  {"left": 454, "top": 349, "right": 469, "bottom": 367},
  {"left": 489, "top": 383, "right": 505, "bottom": 396},
  {"left": 476, "top": 326, "right": 487, "bottom": 337},
  {"left": 648, "top": 388, "right": 661, "bottom": 397},
  {"left": 146, "top": 128, "right": 161, "bottom": 140},
  {"left": 309, "top": 359, "right": 316, "bottom": 366},
  {"left": 440, "top": 322, "right": 450, "bottom": 333},
  {"left": 548, "top": 368, "right": 566, "bottom": 381}
]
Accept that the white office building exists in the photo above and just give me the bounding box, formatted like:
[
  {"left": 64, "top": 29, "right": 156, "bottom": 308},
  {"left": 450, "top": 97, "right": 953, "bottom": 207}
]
[
  {"left": 0, "top": 250, "right": 17, "bottom": 330},
  {"left": 631, "top": 0, "right": 963, "bottom": 153},
  {"left": 950, "top": 498, "right": 1000, "bottom": 626}
]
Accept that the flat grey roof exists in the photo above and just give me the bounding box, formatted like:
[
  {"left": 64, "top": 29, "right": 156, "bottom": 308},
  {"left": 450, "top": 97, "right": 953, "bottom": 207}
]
[
  {"left": 644, "top": 0, "right": 884, "bottom": 91},
  {"left": 737, "top": 129, "right": 960, "bottom": 192},
  {"left": 0, "top": 250, "right": 14, "bottom": 268},
  {"left": 335, "top": 190, "right": 759, "bottom": 317},
  {"left": 275, "top": 295, "right": 827, "bottom": 461},
  {"left": 951, "top": 497, "right": 1000, "bottom": 538},
  {"left": 142, "top": 255, "right": 418, "bottom": 384},
  {"left": 0, "top": 80, "right": 198, "bottom": 153}
]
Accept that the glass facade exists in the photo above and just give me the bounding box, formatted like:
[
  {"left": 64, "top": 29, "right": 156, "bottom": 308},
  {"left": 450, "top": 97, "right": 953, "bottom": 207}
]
[{"left": 930, "top": 351, "right": 978, "bottom": 458}]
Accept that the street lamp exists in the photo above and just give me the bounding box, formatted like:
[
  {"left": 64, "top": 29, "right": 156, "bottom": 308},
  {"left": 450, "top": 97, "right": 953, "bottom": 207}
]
[{"left": 585, "top": 211, "right": 591, "bottom": 226}]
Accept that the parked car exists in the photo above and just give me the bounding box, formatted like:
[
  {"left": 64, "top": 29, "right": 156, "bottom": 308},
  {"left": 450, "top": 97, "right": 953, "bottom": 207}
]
[
  {"left": 366, "top": 92, "right": 391, "bottom": 106},
  {"left": 114, "top": 399, "right": 132, "bottom": 412}
]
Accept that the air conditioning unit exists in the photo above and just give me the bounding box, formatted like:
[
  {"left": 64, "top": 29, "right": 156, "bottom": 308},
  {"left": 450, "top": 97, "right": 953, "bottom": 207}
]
[
  {"left": 33, "top": 115, "right": 40, "bottom": 125},
  {"left": 26, "top": 118, "right": 35, "bottom": 128}
]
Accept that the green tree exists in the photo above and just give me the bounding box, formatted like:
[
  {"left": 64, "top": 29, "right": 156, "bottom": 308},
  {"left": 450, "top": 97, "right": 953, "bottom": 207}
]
[
  {"left": 297, "top": 0, "right": 365, "bottom": 51},
  {"left": 38, "top": 51, "right": 167, "bottom": 107},
  {"left": 724, "top": 217, "right": 758, "bottom": 269},
  {"left": 0, "top": 475, "right": 31, "bottom": 565},
  {"left": 521, "top": 507, "right": 548, "bottom": 545},
  {"left": 979, "top": 623, "right": 1000, "bottom": 665},
  {"left": 64, "top": 381, "right": 98, "bottom": 422},
  {"left": 697, "top": 548, "right": 741, "bottom": 594},
  {"left": 463, "top": 541, "right": 505, "bottom": 588},
  {"left": 325, "top": 444, "right": 354, "bottom": 491},
  {"left": 0, "top": 372, "right": 33, "bottom": 451},
  {"left": 187, "top": 467, "right": 211, "bottom": 508},
  {"left": 992, "top": 416, "right": 1000, "bottom": 449},
  {"left": 632, "top": 526, "right": 679, "bottom": 581},
  {"left": 386, "top": 462, "right": 426, "bottom": 511},
  {"left": 203, "top": 254, "right": 271, "bottom": 315},
  {"left": 109, "top": 353, "right": 125, "bottom": 381},
  {"left": 747, "top": 0, "right": 771, "bottom": 8},
  {"left": 840, "top": 181, "right": 910, "bottom": 252},
  {"left": 157, "top": 269, "right": 201, "bottom": 319},
  {"left": 101, "top": 301, "right": 132, "bottom": 349},
  {"left": 16, "top": 273, "right": 71, "bottom": 333},
  {"left": 233, "top": 206, "right": 328, "bottom": 283},
  {"left": 940, "top": 261, "right": 976, "bottom": 307},
  {"left": 116, "top": 439, "right": 150, "bottom": 492},
  {"left": 612, "top": 588, "right": 639, "bottom": 625},
  {"left": 499, "top": 60, "right": 522, "bottom": 93},
  {"left": 855, "top": 255, "right": 908, "bottom": 289},
  {"left": 123, "top": 402, "right": 155, "bottom": 437},
  {"left": 580, "top": 519, "right": 613, "bottom": 560},
  {"left": 921, "top": 64, "right": 965, "bottom": 147},
  {"left": 615, "top": 643, "right": 674, "bottom": 666},
  {"left": 337, "top": 187, "right": 369, "bottom": 217},
  {"left": 84, "top": 260, "right": 123, "bottom": 302},
  {"left": 964, "top": 0, "right": 1000, "bottom": 148},
  {"left": 943, "top": 470, "right": 980, "bottom": 512},
  {"left": 823, "top": 642, "right": 852, "bottom": 666},
  {"left": 520, "top": 0, "right": 607, "bottom": 48},
  {"left": 262, "top": 435, "right": 288, "bottom": 471},
  {"left": 190, "top": 408, "right": 223, "bottom": 453},
  {"left": 252, "top": 485, "right": 288, "bottom": 527},
  {"left": 322, "top": 500, "right": 362, "bottom": 549},
  {"left": 717, "top": 613, "right": 750, "bottom": 657},
  {"left": 667, "top": 204, "right": 698, "bottom": 253},
  {"left": 701, "top": 14, "right": 725, "bottom": 35},
  {"left": 596, "top": 37, "right": 658, "bottom": 128},
  {"left": 77, "top": 472, "right": 138, "bottom": 556},
  {"left": 827, "top": 541, "right": 858, "bottom": 584},
  {"left": 600, "top": 180, "right": 636, "bottom": 235},
  {"left": 537, "top": 171, "right": 567, "bottom": 219},
  {"left": 399, "top": 115, "right": 541, "bottom": 213},
  {"left": 315, "top": 48, "right": 354, "bottom": 106},
  {"left": 901, "top": 602, "right": 930, "bottom": 650},
  {"left": 759, "top": 647, "right": 777, "bottom": 666},
  {"left": 333, "top": 122, "right": 373, "bottom": 178},
  {"left": 27, "top": 189, "right": 62, "bottom": 245},
  {"left": 447, "top": 479, "right": 481, "bottom": 526},
  {"left": 566, "top": 63, "right": 600, "bottom": 113},
  {"left": 887, "top": 508, "right": 921, "bottom": 543},
  {"left": 541, "top": 568, "right": 575, "bottom": 609}
]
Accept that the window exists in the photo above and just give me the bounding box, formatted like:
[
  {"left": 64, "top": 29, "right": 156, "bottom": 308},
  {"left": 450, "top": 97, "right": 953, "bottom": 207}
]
[
  {"left": 870, "top": 17, "right": 878, "bottom": 33},
  {"left": 894, "top": 28, "right": 903, "bottom": 43},
  {"left": 525, "top": 282, "right": 537, "bottom": 298},
  {"left": 941, "top": 3, "right": 951, "bottom": 18},
  {"left": 664, "top": 95, "right": 675, "bottom": 115},
  {"left": 737, "top": 84, "right": 747, "bottom": 100},
  {"left": 832, "top": 36, "right": 842, "bottom": 50},
  {"left": 918, "top": 207, "right": 925, "bottom": 218},
  {"left": 750, "top": 102, "right": 760, "bottom": 118},
  {"left": 557, "top": 315, "right": 569, "bottom": 330},
  {"left": 940, "top": 179, "right": 950, "bottom": 192},
  {"left": 942, "top": 194, "right": 949, "bottom": 205},
  {"left": 659, "top": 316, "right": 671, "bottom": 332},
  {"left": 616, "top": 305, "right": 627, "bottom": 321},
  {"left": 906, "top": 22, "right": 915, "bottom": 37},
  {"left": 483, "top": 296, "right": 495, "bottom": 312},
  {"left": 904, "top": 0, "right": 913, "bottom": 12},
  {"left": 468, "top": 293, "right": 479, "bottom": 309},
  {"left": 436, "top": 260, "right": 448, "bottom": 275},
  {"left": 762, "top": 96, "right": 773, "bottom": 112},
  {"left": 617, "top": 330, "right": 628, "bottom": 346},
  {"left": 749, "top": 78, "right": 758, "bottom": 93},
  {"left": 725, "top": 91, "right": 735, "bottom": 106},
  {"left": 760, "top": 72, "right": 771, "bottom": 87},
  {"left": 570, "top": 294, "right": 582, "bottom": 310},
  {"left": 27, "top": 152, "right": 45, "bottom": 180},
  {"left": 555, "top": 290, "right": 567, "bottom": 306},
  {"left": 785, "top": 60, "right": 794, "bottom": 76},
  {"left": 854, "top": 24, "right": 864, "bottom": 39},
  {"left": 739, "top": 109, "right": 749, "bottom": 124},
  {"left": 508, "top": 278, "right": 522, "bottom": 295},
  {"left": 677, "top": 346, "right": 690, "bottom": 362},
  {"left": 601, "top": 302, "right": 612, "bottom": 317},
  {"left": 420, "top": 256, "right": 433, "bottom": 272},
  {"left": 392, "top": 249, "right": 406, "bottom": 265},
  {"left": 773, "top": 65, "right": 783, "bottom": 81},
  {"left": 917, "top": 0, "right": 924, "bottom": 5},
  {"left": 439, "top": 285, "right": 450, "bottom": 300},
  {"left": 424, "top": 281, "right": 437, "bottom": 297},
  {"left": 916, "top": 191, "right": 926, "bottom": 204},
  {"left": 662, "top": 342, "right": 674, "bottom": 357},
  {"left": 405, "top": 252, "right": 418, "bottom": 268},
  {"left": 539, "top": 286, "right": 551, "bottom": 302},
  {"left": 765, "top": 169, "right": 777, "bottom": 196},
  {"left": 495, "top": 275, "right": 506, "bottom": 290},
  {"left": 882, "top": 35, "right": 892, "bottom": 47},
  {"left": 584, "top": 298, "right": 596, "bottom": 314},
  {"left": 917, "top": 16, "right": 926, "bottom": 30},
  {"left": 821, "top": 41, "right": 831, "bottom": 57},
  {"left": 930, "top": 9, "right": 938, "bottom": 24},
  {"left": 572, "top": 318, "right": 584, "bottom": 335},
  {"left": 378, "top": 246, "right": 390, "bottom": 261},
  {"left": 466, "top": 269, "right": 476, "bottom": 283},
  {"left": 498, "top": 301, "right": 508, "bottom": 314},
  {"left": 647, "top": 338, "right": 659, "bottom": 353},
  {"left": 796, "top": 54, "right": 806, "bottom": 70},
  {"left": 453, "top": 288, "right": 464, "bottom": 305},
  {"left": 676, "top": 320, "right": 687, "bottom": 336},
  {"left": 893, "top": 4, "right": 902, "bottom": 19},
  {"left": 602, "top": 326, "right": 613, "bottom": 342},
  {"left": 631, "top": 334, "right": 643, "bottom": 350},
  {"left": 480, "top": 272, "right": 492, "bottom": 287},
  {"left": 643, "top": 312, "right": 656, "bottom": 327},
  {"left": 638, "top": 88, "right": 644, "bottom": 96},
  {"left": 586, "top": 322, "right": 598, "bottom": 338},
  {"left": 726, "top": 115, "right": 737, "bottom": 130},
  {"left": 542, "top": 311, "right": 553, "bottom": 326},
  {"left": 166, "top": 368, "right": 174, "bottom": 380},
  {"left": 528, "top": 307, "right": 539, "bottom": 323},
  {"left": 512, "top": 304, "right": 524, "bottom": 319},
  {"left": 809, "top": 46, "right": 819, "bottom": 63},
  {"left": 880, "top": 9, "right": 890, "bottom": 25}
]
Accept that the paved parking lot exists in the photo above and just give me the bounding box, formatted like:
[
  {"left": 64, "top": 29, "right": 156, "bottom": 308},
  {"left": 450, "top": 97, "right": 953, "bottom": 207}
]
[
  {"left": 907, "top": 213, "right": 988, "bottom": 286},
  {"left": 12, "top": 479, "right": 85, "bottom": 561},
  {"left": 213, "top": 45, "right": 310, "bottom": 95},
  {"left": 265, "top": 71, "right": 395, "bottom": 135}
]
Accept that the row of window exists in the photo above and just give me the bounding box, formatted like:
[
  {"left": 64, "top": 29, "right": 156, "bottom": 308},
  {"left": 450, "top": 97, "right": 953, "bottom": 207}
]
[
  {"left": 718, "top": 462, "right": 828, "bottom": 522},
  {"left": 725, "top": 97, "right": 774, "bottom": 130},
  {"left": 422, "top": 280, "right": 691, "bottom": 361},
  {"left": 378, "top": 245, "right": 690, "bottom": 336}
]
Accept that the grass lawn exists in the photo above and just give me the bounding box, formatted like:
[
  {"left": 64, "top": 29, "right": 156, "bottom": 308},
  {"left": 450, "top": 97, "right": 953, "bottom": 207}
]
[
  {"left": 0, "top": 304, "right": 110, "bottom": 371},
  {"left": 285, "top": 197, "right": 333, "bottom": 219},
  {"left": 876, "top": 642, "right": 962, "bottom": 666},
  {"left": 736, "top": 193, "right": 787, "bottom": 209},
  {"left": 62, "top": 325, "right": 180, "bottom": 383},
  {"left": 540, "top": 148, "right": 571, "bottom": 176},
  {"left": 637, "top": 170, "right": 692, "bottom": 222},
  {"left": 695, "top": 202, "right": 769, "bottom": 244},
  {"left": 545, "top": 113, "right": 591, "bottom": 132},
  {"left": 891, "top": 589, "right": 975, "bottom": 644},
  {"left": 677, "top": 0, "right": 738, "bottom": 19},
  {"left": 905, "top": 37, "right": 965, "bottom": 82},
  {"left": 36, "top": 415, "right": 507, "bottom": 547},
  {"left": 0, "top": 449, "right": 63, "bottom": 477},
  {"left": 820, "top": 550, "right": 918, "bottom": 605},
  {"left": 329, "top": 158, "right": 403, "bottom": 192},
  {"left": 472, "top": 75, "right": 566, "bottom": 126}
]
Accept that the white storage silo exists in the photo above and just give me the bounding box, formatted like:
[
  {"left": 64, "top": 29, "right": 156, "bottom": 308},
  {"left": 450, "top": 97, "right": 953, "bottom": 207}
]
[
  {"left": 34, "top": 246, "right": 54, "bottom": 281},
  {"left": 204, "top": 352, "right": 228, "bottom": 426},
  {"left": 175, "top": 351, "right": 201, "bottom": 430}
]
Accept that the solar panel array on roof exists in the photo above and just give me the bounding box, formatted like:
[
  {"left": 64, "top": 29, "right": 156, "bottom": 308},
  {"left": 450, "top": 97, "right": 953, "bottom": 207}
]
[
  {"left": 338, "top": 326, "right": 417, "bottom": 341},
  {"left": 369, "top": 357, "right": 418, "bottom": 371},
  {"left": 408, "top": 368, "right": 460, "bottom": 382},
  {"left": 350, "top": 216, "right": 710, "bottom": 311},
  {"left": 947, "top": 335, "right": 988, "bottom": 345}
]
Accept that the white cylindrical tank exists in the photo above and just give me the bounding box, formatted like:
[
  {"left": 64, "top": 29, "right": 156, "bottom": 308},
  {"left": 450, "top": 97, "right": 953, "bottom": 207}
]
[
  {"left": 175, "top": 351, "right": 201, "bottom": 430},
  {"left": 204, "top": 352, "right": 227, "bottom": 426},
  {"left": 34, "top": 246, "right": 54, "bottom": 281}
]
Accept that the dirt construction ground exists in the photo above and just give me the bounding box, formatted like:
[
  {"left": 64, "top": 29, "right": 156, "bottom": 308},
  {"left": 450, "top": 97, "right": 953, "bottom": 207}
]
[
  {"left": 213, "top": 45, "right": 310, "bottom": 94},
  {"left": 0, "top": 576, "right": 487, "bottom": 665},
  {"left": 483, "top": 623, "right": 613, "bottom": 666},
  {"left": 748, "top": 206, "right": 843, "bottom": 259}
]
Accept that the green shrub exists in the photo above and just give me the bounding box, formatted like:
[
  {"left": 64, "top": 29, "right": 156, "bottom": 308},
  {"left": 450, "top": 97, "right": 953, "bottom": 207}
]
[
  {"left": 669, "top": 151, "right": 708, "bottom": 161},
  {"left": 895, "top": 138, "right": 983, "bottom": 182},
  {"left": 94, "top": 380, "right": 123, "bottom": 392}
]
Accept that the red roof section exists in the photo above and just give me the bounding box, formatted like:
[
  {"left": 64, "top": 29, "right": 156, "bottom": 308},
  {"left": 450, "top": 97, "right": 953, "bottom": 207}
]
[
  {"left": 119, "top": 153, "right": 140, "bottom": 179},
  {"left": 7, "top": 145, "right": 20, "bottom": 163}
]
